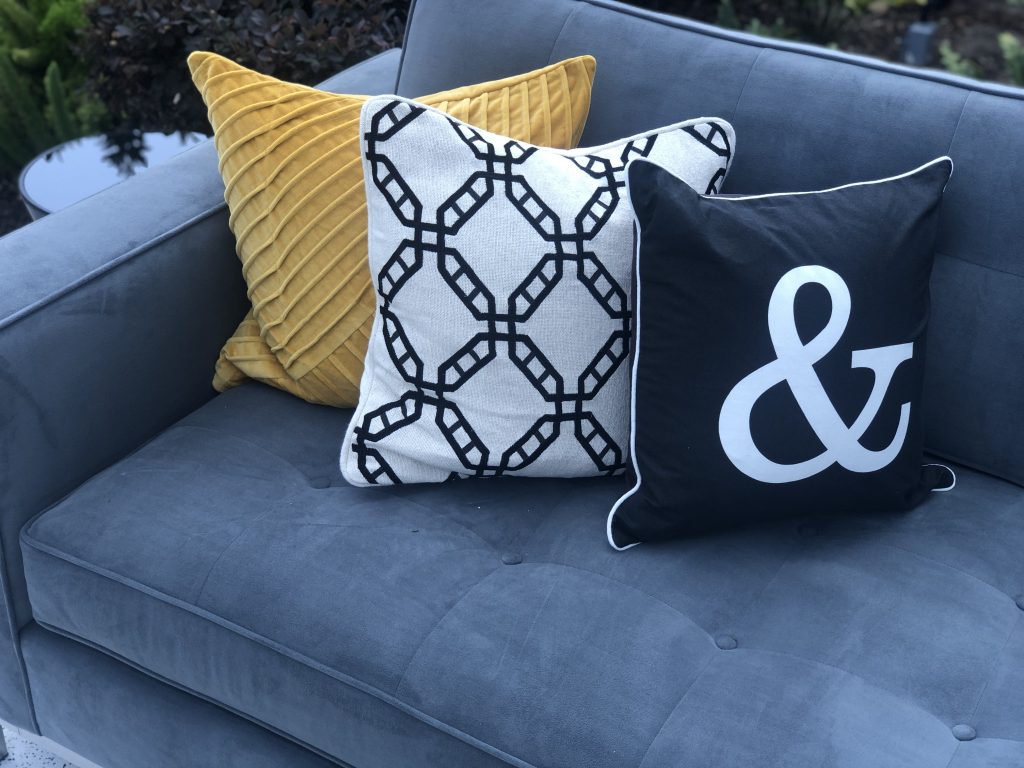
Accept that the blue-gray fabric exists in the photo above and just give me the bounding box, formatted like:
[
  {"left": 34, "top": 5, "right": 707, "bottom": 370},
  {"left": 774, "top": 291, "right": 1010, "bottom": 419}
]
[
  {"left": 20, "top": 623, "right": 340, "bottom": 768},
  {"left": 0, "top": 140, "right": 237, "bottom": 732},
  {"left": 0, "top": 48, "right": 402, "bottom": 731},
  {"left": 21, "top": 383, "right": 1024, "bottom": 767},
  {"left": 398, "top": 0, "right": 1024, "bottom": 487},
  {"left": 4, "top": 0, "right": 1024, "bottom": 765}
]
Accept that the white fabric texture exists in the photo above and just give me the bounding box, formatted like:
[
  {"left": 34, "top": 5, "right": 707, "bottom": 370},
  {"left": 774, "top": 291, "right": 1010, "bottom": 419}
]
[{"left": 341, "top": 96, "right": 735, "bottom": 485}]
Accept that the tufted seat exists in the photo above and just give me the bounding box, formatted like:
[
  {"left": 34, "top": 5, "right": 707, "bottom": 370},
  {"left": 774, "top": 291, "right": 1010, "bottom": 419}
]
[{"left": 20, "top": 383, "right": 1024, "bottom": 768}]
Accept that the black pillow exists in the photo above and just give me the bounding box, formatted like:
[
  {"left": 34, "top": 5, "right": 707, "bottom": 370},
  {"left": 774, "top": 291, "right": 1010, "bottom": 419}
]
[{"left": 608, "top": 157, "right": 955, "bottom": 549}]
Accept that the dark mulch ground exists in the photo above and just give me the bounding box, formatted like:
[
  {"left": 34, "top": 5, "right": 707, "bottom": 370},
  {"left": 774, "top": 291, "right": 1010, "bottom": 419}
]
[
  {"left": 0, "top": 175, "right": 31, "bottom": 240},
  {"left": 841, "top": 0, "right": 1024, "bottom": 79},
  {"left": 1, "top": 0, "right": 1021, "bottom": 239},
  {"left": 634, "top": 0, "right": 1024, "bottom": 81}
]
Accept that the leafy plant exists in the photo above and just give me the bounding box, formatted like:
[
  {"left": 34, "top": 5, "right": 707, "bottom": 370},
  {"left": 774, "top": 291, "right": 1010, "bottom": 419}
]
[
  {"left": 716, "top": 0, "right": 741, "bottom": 27},
  {"left": 939, "top": 40, "right": 981, "bottom": 79},
  {"left": 717, "top": 0, "right": 791, "bottom": 38},
  {"left": 999, "top": 31, "right": 1024, "bottom": 86},
  {"left": 0, "top": 0, "right": 102, "bottom": 171},
  {"left": 843, "top": 0, "right": 927, "bottom": 14},
  {"left": 746, "top": 16, "right": 791, "bottom": 38},
  {"left": 713, "top": 0, "right": 925, "bottom": 43},
  {"left": 76, "top": 0, "right": 408, "bottom": 136}
]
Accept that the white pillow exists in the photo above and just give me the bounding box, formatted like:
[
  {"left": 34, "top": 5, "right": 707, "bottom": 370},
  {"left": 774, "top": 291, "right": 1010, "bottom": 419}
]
[{"left": 341, "top": 96, "right": 735, "bottom": 485}]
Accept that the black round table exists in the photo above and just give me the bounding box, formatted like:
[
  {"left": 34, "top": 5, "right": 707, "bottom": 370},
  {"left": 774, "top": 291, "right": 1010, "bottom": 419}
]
[{"left": 19, "top": 131, "right": 207, "bottom": 219}]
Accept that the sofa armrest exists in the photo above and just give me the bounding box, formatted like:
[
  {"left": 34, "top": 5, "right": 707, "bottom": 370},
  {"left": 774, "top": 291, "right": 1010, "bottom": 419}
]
[{"left": 0, "top": 47, "right": 402, "bottom": 731}]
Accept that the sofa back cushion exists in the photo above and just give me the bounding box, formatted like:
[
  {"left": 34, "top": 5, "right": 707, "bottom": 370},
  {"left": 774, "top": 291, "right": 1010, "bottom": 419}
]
[{"left": 397, "top": 0, "right": 1024, "bottom": 487}]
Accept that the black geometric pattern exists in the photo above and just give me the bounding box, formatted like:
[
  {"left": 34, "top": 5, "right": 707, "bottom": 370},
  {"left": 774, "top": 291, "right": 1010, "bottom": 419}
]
[{"left": 345, "top": 97, "right": 734, "bottom": 485}]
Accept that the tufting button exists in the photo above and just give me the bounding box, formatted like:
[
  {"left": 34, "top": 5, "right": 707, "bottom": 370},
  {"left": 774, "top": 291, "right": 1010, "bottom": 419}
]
[
  {"left": 1015, "top": 594, "right": 1024, "bottom": 611},
  {"left": 501, "top": 552, "right": 523, "bottom": 565},
  {"left": 309, "top": 476, "right": 331, "bottom": 489},
  {"left": 715, "top": 634, "right": 738, "bottom": 651},
  {"left": 952, "top": 724, "right": 976, "bottom": 742}
]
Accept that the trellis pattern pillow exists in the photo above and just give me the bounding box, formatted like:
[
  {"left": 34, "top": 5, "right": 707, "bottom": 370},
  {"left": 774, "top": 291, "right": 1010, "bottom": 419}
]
[{"left": 341, "top": 97, "right": 734, "bottom": 485}]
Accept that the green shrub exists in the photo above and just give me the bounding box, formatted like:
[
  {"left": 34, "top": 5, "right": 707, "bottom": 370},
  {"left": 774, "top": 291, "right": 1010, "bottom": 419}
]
[
  {"left": 843, "top": 0, "right": 926, "bottom": 14},
  {"left": 717, "top": 0, "right": 791, "bottom": 38},
  {"left": 0, "top": 0, "right": 102, "bottom": 172},
  {"left": 711, "top": 0, "right": 925, "bottom": 43},
  {"left": 76, "top": 0, "right": 408, "bottom": 136},
  {"left": 999, "top": 31, "right": 1024, "bottom": 86},
  {"left": 939, "top": 40, "right": 981, "bottom": 79}
]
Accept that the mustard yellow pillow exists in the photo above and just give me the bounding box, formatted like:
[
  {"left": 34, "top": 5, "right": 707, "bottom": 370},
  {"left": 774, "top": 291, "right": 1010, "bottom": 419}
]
[{"left": 189, "top": 52, "right": 597, "bottom": 407}]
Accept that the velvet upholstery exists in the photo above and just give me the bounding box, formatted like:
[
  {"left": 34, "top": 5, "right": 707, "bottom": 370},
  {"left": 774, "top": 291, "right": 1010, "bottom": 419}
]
[
  {"left": 21, "top": 383, "right": 1024, "bottom": 768},
  {"left": 0, "top": 48, "right": 402, "bottom": 732},
  {"left": 20, "top": 623, "right": 339, "bottom": 768}
]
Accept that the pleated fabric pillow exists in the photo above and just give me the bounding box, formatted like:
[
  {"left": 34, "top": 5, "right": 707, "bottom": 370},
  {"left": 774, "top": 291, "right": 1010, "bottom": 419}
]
[{"left": 189, "top": 52, "right": 597, "bottom": 407}]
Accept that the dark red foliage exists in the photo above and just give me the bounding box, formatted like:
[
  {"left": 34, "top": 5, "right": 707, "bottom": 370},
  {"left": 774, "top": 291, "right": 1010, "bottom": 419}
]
[{"left": 76, "top": 0, "right": 408, "bottom": 134}]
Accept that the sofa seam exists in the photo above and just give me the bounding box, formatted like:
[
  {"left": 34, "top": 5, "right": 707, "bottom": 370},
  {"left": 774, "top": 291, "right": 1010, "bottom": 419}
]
[
  {"left": 578, "top": 0, "right": 1024, "bottom": 101},
  {"left": 533, "top": 561, "right": 716, "bottom": 642},
  {"left": 545, "top": 5, "right": 582, "bottom": 66},
  {"left": 952, "top": 734, "right": 1024, "bottom": 745},
  {"left": 944, "top": 91, "right": 973, "bottom": 158},
  {"left": 934, "top": 250, "right": 1024, "bottom": 282},
  {"left": 875, "top": 542, "right": 1021, "bottom": 607},
  {"left": 381, "top": 493, "right": 505, "bottom": 552},
  {"left": 719, "top": 527, "right": 1011, "bottom": 731},
  {"left": 190, "top": 504, "right": 282, "bottom": 606},
  {"left": 729, "top": 47, "right": 768, "bottom": 123},
  {"left": 394, "top": 0, "right": 418, "bottom": 92},
  {"left": 168, "top": 425, "right": 316, "bottom": 486},
  {"left": 20, "top": 535, "right": 537, "bottom": 768},
  {"left": 730, "top": 532, "right": 807, "bottom": 629},
  {"left": 735, "top": 647, "right": 961, "bottom": 733},
  {"left": 941, "top": 743, "right": 961, "bottom": 768},
  {"left": 322, "top": 47, "right": 402, "bottom": 93},
  {"left": 392, "top": 566, "right": 502, "bottom": 696},
  {"left": 956, "top": 610, "right": 1021, "bottom": 737},
  {"left": 636, "top": 651, "right": 717, "bottom": 768}
]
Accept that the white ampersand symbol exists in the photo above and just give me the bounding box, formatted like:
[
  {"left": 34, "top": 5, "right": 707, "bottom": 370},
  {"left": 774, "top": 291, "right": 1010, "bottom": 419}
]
[{"left": 718, "top": 265, "right": 913, "bottom": 484}]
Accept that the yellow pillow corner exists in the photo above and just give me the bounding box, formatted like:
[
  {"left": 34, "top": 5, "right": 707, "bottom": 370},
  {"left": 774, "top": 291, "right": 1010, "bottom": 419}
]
[{"left": 194, "top": 52, "right": 597, "bottom": 407}]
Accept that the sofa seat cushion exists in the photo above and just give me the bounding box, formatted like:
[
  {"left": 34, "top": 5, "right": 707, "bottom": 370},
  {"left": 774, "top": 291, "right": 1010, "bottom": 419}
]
[{"left": 21, "top": 384, "right": 1024, "bottom": 768}]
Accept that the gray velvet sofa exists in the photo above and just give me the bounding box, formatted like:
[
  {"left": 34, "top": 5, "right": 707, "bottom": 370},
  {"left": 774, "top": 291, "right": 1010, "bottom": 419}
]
[{"left": 2, "top": 0, "right": 1023, "bottom": 766}]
